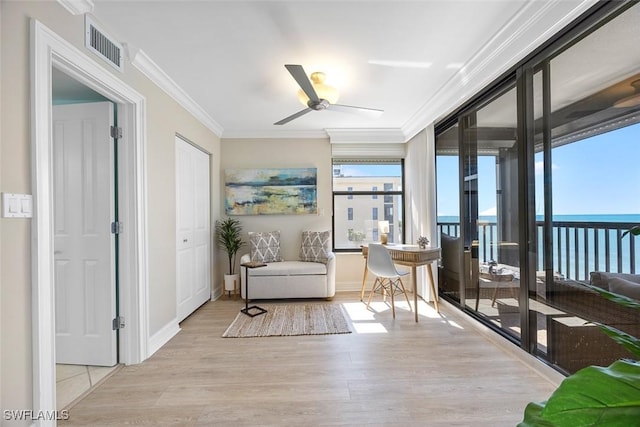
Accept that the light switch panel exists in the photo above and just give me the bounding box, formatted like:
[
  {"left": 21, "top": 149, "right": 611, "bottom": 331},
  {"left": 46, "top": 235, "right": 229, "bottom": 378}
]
[{"left": 2, "top": 193, "right": 33, "bottom": 218}]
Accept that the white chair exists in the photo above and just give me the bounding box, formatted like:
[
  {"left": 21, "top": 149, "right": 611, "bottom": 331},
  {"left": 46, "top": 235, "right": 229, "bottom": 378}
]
[{"left": 366, "top": 244, "right": 412, "bottom": 318}]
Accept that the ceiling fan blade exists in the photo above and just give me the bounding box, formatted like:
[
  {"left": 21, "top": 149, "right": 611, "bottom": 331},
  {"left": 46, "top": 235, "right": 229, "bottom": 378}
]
[
  {"left": 329, "top": 103, "right": 384, "bottom": 115},
  {"left": 285, "top": 64, "right": 319, "bottom": 103},
  {"left": 274, "top": 107, "right": 313, "bottom": 125}
]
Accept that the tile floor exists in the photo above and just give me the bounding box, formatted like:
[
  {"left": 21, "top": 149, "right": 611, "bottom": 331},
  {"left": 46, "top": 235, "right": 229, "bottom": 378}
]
[{"left": 56, "top": 364, "right": 120, "bottom": 410}]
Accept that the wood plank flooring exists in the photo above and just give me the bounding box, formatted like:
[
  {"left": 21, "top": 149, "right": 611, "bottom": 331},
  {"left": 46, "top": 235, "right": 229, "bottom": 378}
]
[{"left": 59, "top": 292, "right": 561, "bottom": 426}]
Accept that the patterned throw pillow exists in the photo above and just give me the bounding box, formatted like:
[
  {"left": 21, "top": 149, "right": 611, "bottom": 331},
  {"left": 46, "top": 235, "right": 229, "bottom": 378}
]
[
  {"left": 249, "top": 231, "right": 283, "bottom": 263},
  {"left": 299, "top": 230, "right": 331, "bottom": 263}
]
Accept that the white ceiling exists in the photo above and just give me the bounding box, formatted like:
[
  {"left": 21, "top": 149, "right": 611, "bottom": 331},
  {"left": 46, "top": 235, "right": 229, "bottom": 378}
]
[{"left": 74, "top": 0, "right": 598, "bottom": 140}]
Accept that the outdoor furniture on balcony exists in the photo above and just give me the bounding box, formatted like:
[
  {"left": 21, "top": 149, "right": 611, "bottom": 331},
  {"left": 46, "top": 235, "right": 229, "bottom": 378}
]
[
  {"left": 546, "top": 274, "right": 640, "bottom": 373},
  {"left": 479, "top": 262, "right": 517, "bottom": 307}
]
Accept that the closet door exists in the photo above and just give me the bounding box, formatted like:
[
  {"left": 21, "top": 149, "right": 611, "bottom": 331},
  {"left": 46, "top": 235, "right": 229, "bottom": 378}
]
[{"left": 176, "top": 136, "right": 211, "bottom": 322}]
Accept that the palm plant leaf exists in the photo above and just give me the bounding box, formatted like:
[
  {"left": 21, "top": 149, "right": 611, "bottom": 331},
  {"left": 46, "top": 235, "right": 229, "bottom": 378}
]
[
  {"left": 595, "top": 323, "right": 640, "bottom": 359},
  {"left": 583, "top": 283, "right": 640, "bottom": 311},
  {"left": 215, "top": 218, "right": 244, "bottom": 275}
]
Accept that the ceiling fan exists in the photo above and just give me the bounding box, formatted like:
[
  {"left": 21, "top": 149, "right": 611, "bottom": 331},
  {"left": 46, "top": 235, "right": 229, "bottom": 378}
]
[{"left": 274, "top": 64, "right": 383, "bottom": 125}]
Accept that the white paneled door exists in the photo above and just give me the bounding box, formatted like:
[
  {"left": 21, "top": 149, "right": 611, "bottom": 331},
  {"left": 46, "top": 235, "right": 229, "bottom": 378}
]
[
  {"left": 53, "top": 102, "right": 117, "bottom": 366},
  {"left": 176, "top": 137, "right": 211, "bottom": 322}
]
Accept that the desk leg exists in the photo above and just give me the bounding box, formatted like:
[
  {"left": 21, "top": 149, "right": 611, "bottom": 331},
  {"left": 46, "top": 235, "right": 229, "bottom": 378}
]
[
  {"left": 412, "top": 265, "right": 418, "bottom": 322},
  {"left": 360, "top": 263, "right": 369, "bottom": 301},
  {"left": 427, "top": 263, "right": 439, "bottom": 313}
]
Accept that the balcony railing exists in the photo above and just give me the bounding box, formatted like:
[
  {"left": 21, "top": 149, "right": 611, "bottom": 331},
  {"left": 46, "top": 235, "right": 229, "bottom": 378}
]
[{"left": 437, "top": 220, "right": 639, "bottom": 282}]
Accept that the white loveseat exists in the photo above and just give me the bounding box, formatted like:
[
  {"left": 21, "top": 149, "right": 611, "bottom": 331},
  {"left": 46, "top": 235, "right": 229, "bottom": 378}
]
[
  {"left": 239, "top": 229, "right": 336, "bottom": 300},
  {"left": 240, "top": 253, "right": 336, "bottom": 300}
]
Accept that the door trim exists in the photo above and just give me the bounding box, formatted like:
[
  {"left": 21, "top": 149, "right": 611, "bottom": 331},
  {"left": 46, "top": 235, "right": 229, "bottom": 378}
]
[{"left": 31, "top": 19, "right": 149, "bottom": 419}]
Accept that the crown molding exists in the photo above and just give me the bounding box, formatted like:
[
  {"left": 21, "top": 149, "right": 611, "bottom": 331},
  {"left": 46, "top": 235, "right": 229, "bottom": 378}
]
[
  {"left": 326, "top": 128, "right": 406, "bottom": 144},
  {"left": 222, "top": 128, "right": 407, "bottom": 143},
  {"left": 402, "top": 0, "right": 599, "bottom": 140},
  {"left": 221, "top": 129, "right": 329, "bottom": 140},
  {"left": 129, "top": 49, "right": 224, "bottom": 137},
  {"left": 56, "top": 0, "right": 94, "bottom": 15}
]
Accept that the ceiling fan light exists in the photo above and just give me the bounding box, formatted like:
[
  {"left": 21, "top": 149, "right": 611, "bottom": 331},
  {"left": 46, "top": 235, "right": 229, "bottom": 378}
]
[
  {"left": 297, "top": 71, "right": 340, "bottom": 106},
  {"left": 613, "top": 79, "right": 640, "bottom": 108}
]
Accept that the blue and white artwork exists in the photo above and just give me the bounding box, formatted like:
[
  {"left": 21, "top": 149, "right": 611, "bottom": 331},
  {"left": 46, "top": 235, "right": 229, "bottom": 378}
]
[{"left": 224, "top": 168, "right": 317, "bottom": 215}]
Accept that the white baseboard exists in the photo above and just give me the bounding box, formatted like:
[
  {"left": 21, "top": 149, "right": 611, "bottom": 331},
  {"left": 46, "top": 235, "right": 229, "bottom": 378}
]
[
  {"left": 336, "top": 281, "right": 363, "bottom": 292},
  {"left": 147, "top": 319, "right": 180, "bottom": 357},
  {"left": 211, "top": 287, "right": 223, "bottom": 301}
]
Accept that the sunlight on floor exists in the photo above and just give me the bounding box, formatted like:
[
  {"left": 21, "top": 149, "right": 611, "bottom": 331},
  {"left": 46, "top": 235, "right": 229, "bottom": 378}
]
[
  {"left": 340, "top": 299, "right": 453, "bottom": 334},
  {"left": 442, "top": 318, "right": 465, "bottom": 330},
  {"left": 341, "top": 302, "right": 388, "bottom": 333},
  {"left": 341, "top": 302, "right": 380, "bottom": 321}
]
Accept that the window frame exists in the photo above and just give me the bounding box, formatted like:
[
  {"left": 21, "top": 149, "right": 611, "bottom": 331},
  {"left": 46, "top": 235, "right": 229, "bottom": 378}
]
[{"left": 331, "top": 160, "right": 405, "bottom": 252}]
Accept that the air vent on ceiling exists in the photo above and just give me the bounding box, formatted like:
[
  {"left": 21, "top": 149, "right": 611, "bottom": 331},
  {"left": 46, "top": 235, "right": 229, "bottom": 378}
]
[{"left": 85, "top": 16, "right": 124, "bottom": 72}]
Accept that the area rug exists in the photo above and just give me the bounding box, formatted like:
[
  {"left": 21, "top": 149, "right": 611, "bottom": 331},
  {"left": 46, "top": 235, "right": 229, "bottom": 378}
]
[{"left": 222, "top": 304, "right": 352, "bottom": 338}]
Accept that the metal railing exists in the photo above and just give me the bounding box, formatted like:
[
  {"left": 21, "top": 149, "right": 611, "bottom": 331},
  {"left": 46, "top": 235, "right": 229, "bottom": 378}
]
[{"left": 438, "top": 220, "right": 639, "bottom": 281}]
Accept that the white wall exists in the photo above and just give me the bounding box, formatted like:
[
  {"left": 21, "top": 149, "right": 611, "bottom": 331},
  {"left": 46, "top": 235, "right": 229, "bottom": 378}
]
[{"left": 0, "top": 1, "right": 220, "bottom": 415}]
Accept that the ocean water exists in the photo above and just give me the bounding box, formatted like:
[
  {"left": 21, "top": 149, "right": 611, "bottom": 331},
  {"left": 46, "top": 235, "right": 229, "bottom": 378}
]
[
  {"left": 437, "top": 214, "right": 640, "bottom": 280},
  {"left": 438, "top": 214, "right": 640, "bottom": 223},
  {"left": 537, "top": 213, "right": 640, "bottom": 223}
]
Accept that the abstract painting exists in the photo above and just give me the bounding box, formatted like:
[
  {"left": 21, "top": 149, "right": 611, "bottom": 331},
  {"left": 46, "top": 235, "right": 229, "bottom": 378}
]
[{"left": 224, "top": 168, "right": 317, "bottom": 215}]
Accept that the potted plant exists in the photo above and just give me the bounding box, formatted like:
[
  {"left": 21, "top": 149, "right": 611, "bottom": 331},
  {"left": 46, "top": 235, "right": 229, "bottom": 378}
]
[
  {"left": 215, "top": 217, "right": 244, "bottom": 297},
  {"left": 519, "top": 226, "right": 640, "bottom": 426}
]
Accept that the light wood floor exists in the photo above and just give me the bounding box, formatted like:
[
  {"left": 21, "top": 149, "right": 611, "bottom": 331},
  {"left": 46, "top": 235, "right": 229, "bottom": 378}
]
[{"left": 60, "top": 292, "right": 562, "bottom": 426}]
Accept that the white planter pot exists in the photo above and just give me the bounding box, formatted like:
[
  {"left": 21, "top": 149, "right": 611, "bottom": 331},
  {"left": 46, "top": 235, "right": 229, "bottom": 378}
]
[{"left": 224, "top": 274, "right": 239, "bottom": 292}]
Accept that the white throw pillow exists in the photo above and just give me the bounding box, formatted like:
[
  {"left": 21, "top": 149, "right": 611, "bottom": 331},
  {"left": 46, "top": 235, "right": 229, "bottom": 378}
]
[
  {"left": 300, "top": 230, "right": 331, "bottom": 263},
  {"left": 248, "top": 231, "right": 283, "bottom": 263}
]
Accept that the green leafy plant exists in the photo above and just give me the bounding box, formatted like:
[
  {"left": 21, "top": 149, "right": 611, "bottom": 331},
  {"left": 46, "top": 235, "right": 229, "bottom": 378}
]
[
  {"left": 347, "top": 229, "right": 366, "bottom": 242},
  {"left": 519, "top": 230, "right": 640, "bottom": 426},
  {"left": 215, "top": 217, "right": 244, "bottom": 275},
  {"left": 519, "top": 360, "right": 640, "bottom": 427}
]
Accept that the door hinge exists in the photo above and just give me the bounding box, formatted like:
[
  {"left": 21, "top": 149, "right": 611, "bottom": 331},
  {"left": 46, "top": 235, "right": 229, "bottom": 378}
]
[
  {"left": 110, "top": 126, "right": 123, "bottom": 139},
  {"left": 112, "top": 316, "right": 125, "bottom": 330},
  {"left": 111, "top": 221, "right": 123, "bottom": 234}
]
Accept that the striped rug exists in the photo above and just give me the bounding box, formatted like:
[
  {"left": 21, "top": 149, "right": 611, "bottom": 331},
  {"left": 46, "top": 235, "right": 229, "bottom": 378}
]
[{"left": 222, "top": 304, "right": 352, "bottom": 338}]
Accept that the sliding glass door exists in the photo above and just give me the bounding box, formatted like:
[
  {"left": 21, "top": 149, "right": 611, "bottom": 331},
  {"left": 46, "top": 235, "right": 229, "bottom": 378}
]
[
  {"left": 436, "top": 1, "right": 640, "bottom": 374},
  {"left": 531, "top": 3, "right": 640, "bottom": 373},
  {"left": 459, "top": 85, "right": 523, "bottom": 340}
]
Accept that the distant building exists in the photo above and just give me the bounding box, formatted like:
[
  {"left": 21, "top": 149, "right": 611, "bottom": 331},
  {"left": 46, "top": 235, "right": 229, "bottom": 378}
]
[{"left": 333, "top": 168, "right": 403, "bottom": 248}]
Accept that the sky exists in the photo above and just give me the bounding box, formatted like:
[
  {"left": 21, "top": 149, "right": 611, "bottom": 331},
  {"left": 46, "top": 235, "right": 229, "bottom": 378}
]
[
  {"left": 436, "top": 122, "right": 640, "bottom": 217},
  {"left": 335, "top": 164, "right": 401, "bottom": 178}
]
